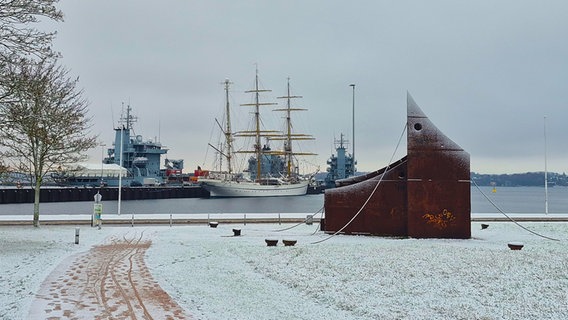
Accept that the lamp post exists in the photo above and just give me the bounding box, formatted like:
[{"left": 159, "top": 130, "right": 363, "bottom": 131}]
[
  {"left": 118, "top": 126, "right": 123, "bottom": 215},
  {"left": 544, "top": 116, "right": 548, "bottom": 215},
  {"left": 349, "top": 84, "right": 356, "bottom": 174},
  {"left": 100, "top": 143, "right": 106, "bottom": 185}
]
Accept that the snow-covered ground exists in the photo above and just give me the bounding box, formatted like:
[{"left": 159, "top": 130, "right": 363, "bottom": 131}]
[{"left": 1, "top": 221, "right": 567, "bottom": 319}]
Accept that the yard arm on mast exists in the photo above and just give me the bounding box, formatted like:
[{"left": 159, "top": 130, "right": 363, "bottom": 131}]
[
  {"left": 275, "top": 77, "right": 316, "bottom": 177},
  {"left": 240, "top": 68, "right": 276, "bottom": 180}
]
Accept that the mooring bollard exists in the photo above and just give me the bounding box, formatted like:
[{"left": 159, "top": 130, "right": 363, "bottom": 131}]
[
  {"left": 233, "top": 228, "right": 241, "bottom": 236},
  {"left": 265, "top": 239, "right": 278, "bottom": 247},
  {"left": 74, "top": 228, "right": 80, "bottom": 244},
  {"left": 508, "top": 242, "right": 524, "bottom": 250},
  {"left": 283, "top": 239, "right": 297, "bottom": 246}
]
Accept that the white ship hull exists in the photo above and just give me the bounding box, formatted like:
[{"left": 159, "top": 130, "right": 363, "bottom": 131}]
[{"left": 200, "top": 179, "right": 308, "bottom": 197}]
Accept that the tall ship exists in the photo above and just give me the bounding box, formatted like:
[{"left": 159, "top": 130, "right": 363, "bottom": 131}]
[
  {"left": 198, "top": 71, "right": 315, "bottom": 197},
  {"left": 52, "top": 105, "right": 180, "bottom": 187}
]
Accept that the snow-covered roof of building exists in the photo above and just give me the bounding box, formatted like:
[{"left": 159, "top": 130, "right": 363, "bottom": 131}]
[{"left": 67, "top": 163, "right": 127, "bottom": 176}]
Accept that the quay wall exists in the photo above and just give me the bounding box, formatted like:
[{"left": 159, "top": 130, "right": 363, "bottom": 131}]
[{"left": 0, "top": 186, "right": 209, "bottom": 204}]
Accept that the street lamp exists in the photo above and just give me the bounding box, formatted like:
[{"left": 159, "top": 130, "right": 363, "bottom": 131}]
[
  {"left": 544, "top": 116, "right": 548, "bottom": 214},
  {"left": 100, "top": 143, "right": 106, "bottom": 185},
  {"left": 118, "top": 126, "right": 123, "bottom": 215},
  {"left": 349, "top": 84, "right": 355, "bottom": 174}
]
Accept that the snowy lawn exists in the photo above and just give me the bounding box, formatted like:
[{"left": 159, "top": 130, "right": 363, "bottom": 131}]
[{"left": 1, "top": 222, "right": 567, "bottom": 319}]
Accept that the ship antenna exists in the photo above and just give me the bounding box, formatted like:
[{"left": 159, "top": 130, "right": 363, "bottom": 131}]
[
  {"left": 119, "top": 102, "right": 124, "bottom": 128},
  {"left": 110, "top": 102, "right": 115, "bottom": 129},
  {"left": 118, "top": 103, "right": 138, "bottom": 132},
  {"left": 126, "top": 104, "right": 131, "bottom": 130}
]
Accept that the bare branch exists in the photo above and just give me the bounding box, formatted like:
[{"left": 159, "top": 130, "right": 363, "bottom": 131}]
[{"left": 0, "top": 0, "right": 63, "bottom": 64}]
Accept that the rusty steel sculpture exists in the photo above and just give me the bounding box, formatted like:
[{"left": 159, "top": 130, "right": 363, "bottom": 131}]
[{"left": 323, "top": 93, "right": 471, "bottom": 239}]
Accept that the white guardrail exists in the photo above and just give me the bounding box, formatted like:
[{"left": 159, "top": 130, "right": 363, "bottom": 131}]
[{"left": 2, "top": 212, "right": 568, "bottom": 225}]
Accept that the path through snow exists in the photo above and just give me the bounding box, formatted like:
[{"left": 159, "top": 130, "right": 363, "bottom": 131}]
[{"left": 28, "top": 230, "right": 192, "bottom": 319}]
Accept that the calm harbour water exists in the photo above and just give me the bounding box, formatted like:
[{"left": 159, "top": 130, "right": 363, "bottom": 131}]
[{"left": 0, "top": 186, "right": 566, "bottom": 216}]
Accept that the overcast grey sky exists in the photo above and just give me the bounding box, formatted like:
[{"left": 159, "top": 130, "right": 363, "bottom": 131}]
[{"left": 43, "top": 0, "right": 568, "bottom": 174}]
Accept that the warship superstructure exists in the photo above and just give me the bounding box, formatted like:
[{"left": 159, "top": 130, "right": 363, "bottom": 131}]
[
  {"left": 53, "top": 105, "right": 179, "bottom": 187},
  {"left": 324, "top": 133, "right": 356, "bottom": 188}
]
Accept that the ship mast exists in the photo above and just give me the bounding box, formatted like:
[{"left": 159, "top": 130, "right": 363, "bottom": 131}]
[
  {"left": 208, "top": 80, "right": 236, "bottom": 174},
  {"left": 117, "top": 103, "right": 137, "bottom": 216},
  {"left": 224, "top": 79, "right": 233, "bottom": 174},
  {"left": 120, "top": 103, "right": 137, "bottom": 132},
  {"left": 274, "top": 78, "right": 316, "bottom": 178},
  {"left": 276, "top": 78, "right": 304, "bottom": 176},
  {"left": 115, "top": 105, "right": 139, "bottom": 171},
  {"left": 253, "top": 72, "right": 262, "bottom": 178},
  {"left": 126, "top": 104, "right": 131, "bottom": 130},
  {"left": 239, "top": 68, "right": 277, "bottom": 181}
]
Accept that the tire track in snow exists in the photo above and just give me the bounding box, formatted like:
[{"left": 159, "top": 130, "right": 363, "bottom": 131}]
[{"left": 29, "top": 230, "right": 192, "bottom": 319}]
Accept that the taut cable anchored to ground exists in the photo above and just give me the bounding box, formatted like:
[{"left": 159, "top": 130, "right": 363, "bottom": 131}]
[
  {"left": 311, "top": 124, "right": 408, "bottom": 245},
  {"left": 472, "top": 180, "right": 560, "bottom": 242},
  {"left": 272, "top": 206, "right": 324, "bottom": 233}
]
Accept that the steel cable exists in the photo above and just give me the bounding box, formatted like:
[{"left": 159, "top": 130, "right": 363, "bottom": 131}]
[
  {"left": 311, "top": 124, "right": 407, "bottom": 244},
  {"left": 472, "top": 180, "right": 560, "bottom": 241}
]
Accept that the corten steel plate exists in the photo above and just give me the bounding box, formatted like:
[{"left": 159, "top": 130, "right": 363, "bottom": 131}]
[
  {"left": 324, "top": 158, "right": 408, "bottom": 236},
  {"left": 323, "top": 93, "right": 471, "bottom": 239}
]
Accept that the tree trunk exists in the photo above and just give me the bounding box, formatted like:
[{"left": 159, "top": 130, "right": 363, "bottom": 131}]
[{"left": 33, "top": 179, "right": 41, "bottom": 227}]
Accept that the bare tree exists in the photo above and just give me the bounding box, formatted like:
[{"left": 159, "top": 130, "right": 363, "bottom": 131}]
[
  {"left": 1, "top": 0, "right": 63, "bottom": 105},
  {"left": 0, "top": 58, "right": 97, "bottom": 227},
  {"left": 0, "top": 0, "right": 63, "bottom": 62}
]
